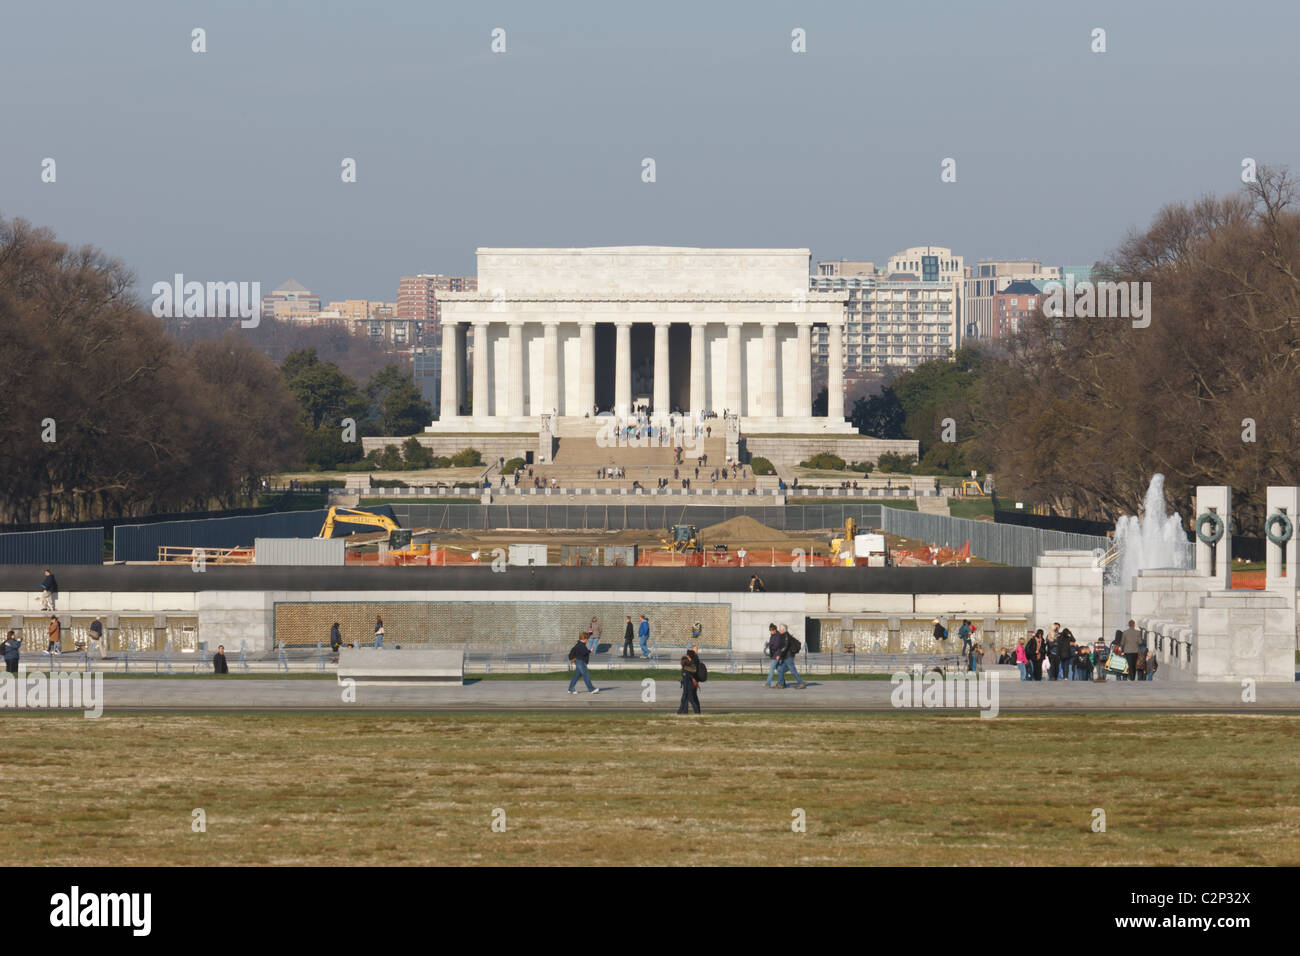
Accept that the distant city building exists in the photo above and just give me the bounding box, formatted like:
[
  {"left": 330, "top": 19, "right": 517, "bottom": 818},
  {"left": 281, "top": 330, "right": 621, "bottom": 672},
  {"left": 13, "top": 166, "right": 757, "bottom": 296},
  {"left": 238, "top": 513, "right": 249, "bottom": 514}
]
[
  {"left": 261, "top": 279, "right": 321, "bottom": 322},
  {"left": 816, "top": 259, "right": 877, "bottom": 278},
  {"left": 325, "top": 299, "right": 382, "bottom": 322},
  {"left": 811, "top": 246, "right": 960, "bottom": 373},
  {"left": 398, "top": 274, "right": 477, "bottom": 413},
  {"left": 886, "top": 246, "right": 964, "bottom": 287},
  {"left": 992, "top": 279, "right": 1044, "bottom": 338},
  {"left": 396, "top": 274, "right": 478, "bottom": 345},
  {"left": 962, "top": 260, "right": 1061, "bottom": 340}
]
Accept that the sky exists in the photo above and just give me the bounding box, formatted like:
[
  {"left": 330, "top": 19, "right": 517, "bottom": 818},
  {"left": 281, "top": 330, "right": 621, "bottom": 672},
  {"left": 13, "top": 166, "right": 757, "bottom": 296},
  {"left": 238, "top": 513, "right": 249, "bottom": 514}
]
[{"left": 3, "top": 0, "right": 1298, "bottom": 304}]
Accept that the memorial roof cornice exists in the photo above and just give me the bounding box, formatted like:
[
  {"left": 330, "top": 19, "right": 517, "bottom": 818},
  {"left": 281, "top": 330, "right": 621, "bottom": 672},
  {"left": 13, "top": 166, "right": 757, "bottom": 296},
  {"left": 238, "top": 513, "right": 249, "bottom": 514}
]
[{"left": 438, "top": 292, "right": 849, "bottom": 303}]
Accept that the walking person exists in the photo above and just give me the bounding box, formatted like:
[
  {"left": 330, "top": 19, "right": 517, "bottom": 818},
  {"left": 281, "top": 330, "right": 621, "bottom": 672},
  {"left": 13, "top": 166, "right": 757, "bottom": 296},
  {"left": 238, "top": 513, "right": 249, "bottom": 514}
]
[
  {"left": 931, "top": 619, "right": 948, "bottom": 651},
  {"left": 763, "top": 623, "right": 785, "bottom": 687},
  {"left": 677, "top": 654, "right": 701, "bottom": 714},
  {"left": 88, "top": 617, "right": 105, "bottom": 658},
  {"left": 567, "top": 631, "right": 600, "bottom": 695},
  {"left": 776, "top": 624, "right": 806, "bottom": 689},
  {"left": 957, "top": 619, "right": 973, "bottom": 657},
  {"left": 622, "top": 615, "right": 635, "bottom": 658},
  {"left": 2, "top": 631, "right": 21, "bottom": 674},
  {"left": 212, "top": 644, "right": 230, "bottom": 674},
  {"left": 637, "top": 614, "right": 650, "bottom": 658},
  {"left": 329, "top": 622, "right": 342, "bottom": 653},
  {"left": 47, "top": 615, "right": 62, "bottom": 657},
  {"left": 39, "top": 568, "right": 58, "bottom": 611},
  {"left": 374, "top": 616, "right": 386, "bottom": 649},
  {"left": 587, "top": 616, "right": 602, "bottom": 654},
  {"left": 1120, "top": 620, "right": 1142, "bottom": 681}
]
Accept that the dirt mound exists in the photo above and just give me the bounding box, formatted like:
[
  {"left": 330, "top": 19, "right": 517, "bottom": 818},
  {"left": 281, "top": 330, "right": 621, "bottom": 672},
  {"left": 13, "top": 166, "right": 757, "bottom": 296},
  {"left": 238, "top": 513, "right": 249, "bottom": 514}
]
[{"left": 698, "top": 515, "right": 793, "bottom": 545}]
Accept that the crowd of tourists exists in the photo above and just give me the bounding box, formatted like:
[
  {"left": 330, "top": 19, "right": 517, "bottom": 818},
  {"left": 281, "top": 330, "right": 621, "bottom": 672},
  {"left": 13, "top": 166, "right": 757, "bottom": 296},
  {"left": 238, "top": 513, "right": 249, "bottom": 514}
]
[{"left": 996, "top": 620, "right": 1158, "bottom": 681}]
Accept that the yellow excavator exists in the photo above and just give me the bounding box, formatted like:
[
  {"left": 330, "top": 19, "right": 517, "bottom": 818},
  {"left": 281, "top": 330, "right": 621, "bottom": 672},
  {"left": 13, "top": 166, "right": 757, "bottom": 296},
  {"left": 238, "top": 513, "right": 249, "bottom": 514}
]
[
  {"left": 318, "top": 507, "right": 430, "bottom": 559},
  {"left": 661, "top": 524, "right": 701, "bottom": 553},
  {"left": 830, "top": 517, "right": 859, "bottom": 566}
]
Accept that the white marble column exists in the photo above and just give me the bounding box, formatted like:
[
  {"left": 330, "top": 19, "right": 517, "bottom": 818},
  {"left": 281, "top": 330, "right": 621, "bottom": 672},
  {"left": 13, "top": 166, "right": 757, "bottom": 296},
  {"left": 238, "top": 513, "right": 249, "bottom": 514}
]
[
  {"left": 440, "top": 320, "right": 459, "bottom": 419},
  {"left": 761, "top": 323, "right": 778, "bottom": 417},
  {"left": 726, "top": 323, "right": 742, "bottom": 416},
  {"left": 689, "top": 322, "right": 707, "bottom": 420},
  {"left": 507, "top": 322, "right": 524, "bottom": 417},
  {"left": 653, "top": 322, "right": 670, "bottom": 418},
  {"left": 827, "top": 320, "right": 844, "bottom": 421},
  {"left": 796, "top": 321, "right": 812, "bottom": 417},
  {"left": 472, "top": 320, "right": 490, "bottom": 419},
  {"left": 579, "top": 322, "right": 596, "bottom": 414},
  {"left": 615, "top": 322, "right": 631, "bottom": 417},
  {"left": 542, "top": 321, "right": 559, "bottom": 416}
]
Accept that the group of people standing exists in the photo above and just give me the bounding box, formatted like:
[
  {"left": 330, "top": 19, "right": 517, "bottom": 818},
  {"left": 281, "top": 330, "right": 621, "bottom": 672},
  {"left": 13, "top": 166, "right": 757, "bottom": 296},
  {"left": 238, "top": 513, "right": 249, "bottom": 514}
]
[{"left": 1005, "top": 620, "right": 1157, "bottom": 682}]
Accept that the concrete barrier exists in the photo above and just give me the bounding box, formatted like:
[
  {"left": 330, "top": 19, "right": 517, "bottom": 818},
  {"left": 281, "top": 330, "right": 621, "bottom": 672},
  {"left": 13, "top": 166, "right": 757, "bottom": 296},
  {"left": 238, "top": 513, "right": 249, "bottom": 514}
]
[{"left": 337, "top": 648, "right": 464, "bottom": 686}]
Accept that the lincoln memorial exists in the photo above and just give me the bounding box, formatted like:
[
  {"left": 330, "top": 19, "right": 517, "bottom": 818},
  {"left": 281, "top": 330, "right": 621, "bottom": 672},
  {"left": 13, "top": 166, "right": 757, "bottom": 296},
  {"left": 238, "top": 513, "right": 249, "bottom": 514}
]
[{"left": 429, "top": 247, "right": 856, "bottom": 436}]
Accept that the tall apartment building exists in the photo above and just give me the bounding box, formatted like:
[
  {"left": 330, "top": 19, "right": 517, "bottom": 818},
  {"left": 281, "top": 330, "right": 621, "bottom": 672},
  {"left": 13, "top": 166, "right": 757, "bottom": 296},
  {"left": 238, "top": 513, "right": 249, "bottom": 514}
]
[
  {"left": 811, "top": 246, "right": 960, "bottom": 373},
  {"left": 962, "top": 260, "right": 1061, "bottom": 340},
  {"left": 260, "top": 279, "right": 321, "bottom": 322}
]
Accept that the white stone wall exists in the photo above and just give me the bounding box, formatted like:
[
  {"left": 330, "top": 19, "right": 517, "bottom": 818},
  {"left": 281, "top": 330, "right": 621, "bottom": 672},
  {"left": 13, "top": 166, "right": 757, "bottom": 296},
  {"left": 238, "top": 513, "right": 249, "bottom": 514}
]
[
  {"left": 1193, "top": 591, "right": 1294, "bottom": 681},
  {"left": 0, "top": 587, "right": 1033, "bottom": 654},
  {"left": 1031, "top": 550, "right": 1104, "bottom": 639}
]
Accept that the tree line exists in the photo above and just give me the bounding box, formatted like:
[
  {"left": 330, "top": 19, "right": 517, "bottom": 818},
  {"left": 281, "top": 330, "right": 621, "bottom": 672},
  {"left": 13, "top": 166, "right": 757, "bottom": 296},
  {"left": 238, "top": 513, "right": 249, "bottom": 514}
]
[
  {"left": 0, "top": 215, "right": 432, "bottom": 524},
  {"left": 854, "top": 168, "right": 1300, "bottom": 532}
]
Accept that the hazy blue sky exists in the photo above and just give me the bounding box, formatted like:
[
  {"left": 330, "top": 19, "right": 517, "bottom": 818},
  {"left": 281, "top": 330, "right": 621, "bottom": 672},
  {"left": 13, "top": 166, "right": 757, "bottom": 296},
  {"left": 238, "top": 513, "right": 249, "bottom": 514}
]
[{"left": 3, "top": 0, "right": 1297, "bottom": 304}]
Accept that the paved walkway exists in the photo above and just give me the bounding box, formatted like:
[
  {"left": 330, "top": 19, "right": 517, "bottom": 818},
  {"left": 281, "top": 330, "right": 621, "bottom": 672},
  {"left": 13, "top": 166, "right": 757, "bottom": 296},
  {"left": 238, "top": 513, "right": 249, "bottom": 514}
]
[{"left": 72, "top": 675, "right": 1300, "bottom": 713}]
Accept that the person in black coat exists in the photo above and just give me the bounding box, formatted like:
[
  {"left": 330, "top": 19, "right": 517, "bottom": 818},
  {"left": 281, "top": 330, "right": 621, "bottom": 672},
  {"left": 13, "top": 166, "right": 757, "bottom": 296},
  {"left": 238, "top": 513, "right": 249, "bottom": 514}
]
[
  {"left": 39, "top": 569, "right": 58, "bottom": 610},
  {"left": 329, "top": 622, "right": 342, "bottom": 652},
  {"left": 677, "top": 655, "right": 700, "bottom": 714},
  {"left": 622, "top": 615, "right": 635, "bottom": 658},
  {"left": 2, "top": 631, "right": 21, "bottom": 674},
  {"left": 212, "top": 644, "right": 229, "bottom": 674},
  {"left": 1028, "top": 629, "right": 1046, "bottom": 681}
]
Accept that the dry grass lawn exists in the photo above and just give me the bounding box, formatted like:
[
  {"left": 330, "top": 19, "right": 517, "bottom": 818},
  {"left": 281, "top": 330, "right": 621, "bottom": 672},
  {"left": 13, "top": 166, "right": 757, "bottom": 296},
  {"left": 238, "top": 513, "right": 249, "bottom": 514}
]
[{"left": 4, "top": 712, "right": 1297, "bottom": 866}]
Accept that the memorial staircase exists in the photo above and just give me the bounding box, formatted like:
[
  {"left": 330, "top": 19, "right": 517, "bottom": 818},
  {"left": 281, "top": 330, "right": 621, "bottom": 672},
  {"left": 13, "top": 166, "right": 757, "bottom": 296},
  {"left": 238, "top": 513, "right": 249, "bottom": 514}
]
[{"left": 525, "top": 434, "right": 754, "bottom": 491}]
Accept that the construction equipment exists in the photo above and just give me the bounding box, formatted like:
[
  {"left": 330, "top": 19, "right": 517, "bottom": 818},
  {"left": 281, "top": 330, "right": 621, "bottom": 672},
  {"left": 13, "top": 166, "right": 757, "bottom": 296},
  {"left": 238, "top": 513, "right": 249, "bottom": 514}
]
[
  {"left": 830, "top": 518, "right": 859, "bottom": 566},
  {"left": 831, "top": 518, "right": 891, "bottom": 567},
  {"left": 661, "top": 524, "right": 701, "bottom": 553},
  {"left": 960, "top": 479, "right": 985, "bottom": 496},
  {"left": 318, "top": 507, "right": 430, "bottom": 560}
]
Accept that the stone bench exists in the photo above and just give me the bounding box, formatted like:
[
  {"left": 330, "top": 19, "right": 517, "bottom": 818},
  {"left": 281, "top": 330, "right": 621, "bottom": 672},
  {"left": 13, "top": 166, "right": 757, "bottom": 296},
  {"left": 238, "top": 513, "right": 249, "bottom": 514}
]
[{"left": 337, "top": 648, "right": 464, "bottom": 685}]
